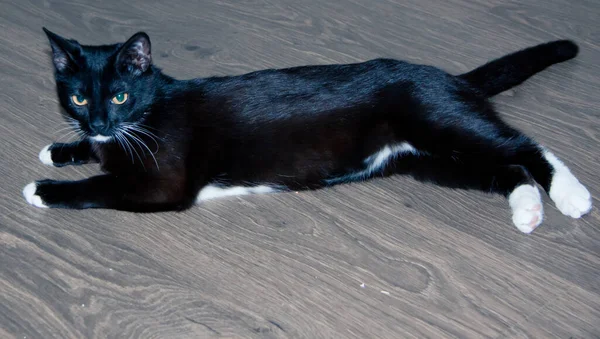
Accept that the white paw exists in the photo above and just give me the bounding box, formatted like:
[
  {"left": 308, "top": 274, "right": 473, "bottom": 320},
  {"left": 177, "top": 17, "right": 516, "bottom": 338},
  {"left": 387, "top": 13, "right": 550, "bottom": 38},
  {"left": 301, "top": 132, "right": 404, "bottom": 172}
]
[
  {"left": 39, "top": 144, "right": 54, "bottom": 166},
  {"left": 550, "top": 176, "right": 592, "bottom": 218},
  {"left": 544, "top": 150, "right": 593, "bottom": 219},
  {"left": 23, "top": 182, "right": 48, "bottom": 208},
  {"left": 509, "top": 185, "right": 544, "bottom": 234}
]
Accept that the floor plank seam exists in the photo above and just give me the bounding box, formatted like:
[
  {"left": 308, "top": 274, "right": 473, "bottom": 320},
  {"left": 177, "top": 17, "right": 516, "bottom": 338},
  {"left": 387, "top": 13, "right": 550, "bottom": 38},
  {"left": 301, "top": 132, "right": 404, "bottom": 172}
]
[{"left": 494, "top": 292, "right": 564, "bottom": 339}]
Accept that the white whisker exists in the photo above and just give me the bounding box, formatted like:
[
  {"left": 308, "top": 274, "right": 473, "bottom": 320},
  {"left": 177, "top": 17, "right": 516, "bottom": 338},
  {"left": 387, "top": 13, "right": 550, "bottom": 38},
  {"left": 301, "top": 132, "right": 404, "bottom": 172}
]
[
  {"left": 115, "top": 130, "right": 134, "bottom": 164},
  {"left": 120, "top": 129, "right": 146, "bottom": 170},
  {"left": 65, "top": 132, "right": 80, "bottom": 144},
  {"left": 121, "top": 127, "right": 159, "bottom": 170},
  {"left": 57, "top": 130, "right": 79, "bottom": 143},
  {"left": 123, "top": 124, "right": 160, "bottom": 152},
  {"left": 133, "top": 122, "right": 160, "bottom": 133},
  {"left": 54, "top": 117, "right": 85, "bottom": 142},
  {"left": 123, "top": 122, "right": 162, "bottom": 140},
  {"left": 120, "top": 130, "right": 135, "bottom": 164},
  {"left": 54, "top": 125, "right": 78, "bottom": 135}
]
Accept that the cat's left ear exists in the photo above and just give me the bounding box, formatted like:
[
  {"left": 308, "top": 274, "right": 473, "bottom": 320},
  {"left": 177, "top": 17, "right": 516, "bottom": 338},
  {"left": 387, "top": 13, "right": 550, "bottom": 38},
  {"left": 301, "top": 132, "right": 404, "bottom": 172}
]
[
  {"left": 43, "top": 27, "right": 82, "bottom": 73},
  {"left": 116, "top": 32, "right": 152, "bottom": 76}
]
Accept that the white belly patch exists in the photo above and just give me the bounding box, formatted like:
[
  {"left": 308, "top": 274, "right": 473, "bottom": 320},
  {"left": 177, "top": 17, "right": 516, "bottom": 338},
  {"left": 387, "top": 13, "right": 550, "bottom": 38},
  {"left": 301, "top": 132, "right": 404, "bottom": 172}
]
[
  {"left": 196, "top": 184, "right": 276, "bottom": 202},
  {"left": 365, "top": 142, "right": 417, "bottom": 174},
  {"left": 326, "top": 142, "right": 418, "bottom": 184}
]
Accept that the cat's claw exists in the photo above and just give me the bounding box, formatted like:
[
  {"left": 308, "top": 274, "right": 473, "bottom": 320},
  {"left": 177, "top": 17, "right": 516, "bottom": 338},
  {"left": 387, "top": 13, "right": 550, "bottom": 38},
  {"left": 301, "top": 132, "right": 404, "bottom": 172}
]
[
  {"left": 39, "top": 144, "right": 54, "bottom": 166},
  {"left": 23, "top": 182, "right": 48, "bottom": 208},
  {"left": 509, "top": 185, "right": 544, "bottom": 234}
]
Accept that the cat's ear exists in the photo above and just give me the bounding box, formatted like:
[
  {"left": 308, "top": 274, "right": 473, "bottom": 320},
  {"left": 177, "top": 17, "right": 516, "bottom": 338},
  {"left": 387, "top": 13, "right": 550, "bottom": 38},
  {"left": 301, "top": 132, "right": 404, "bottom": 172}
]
[
  {"left": 115, "top": 32, "right": 152, "bottom": 76},
  {"left": 43, "top": 27, "right": 82, "bottom": 73}
]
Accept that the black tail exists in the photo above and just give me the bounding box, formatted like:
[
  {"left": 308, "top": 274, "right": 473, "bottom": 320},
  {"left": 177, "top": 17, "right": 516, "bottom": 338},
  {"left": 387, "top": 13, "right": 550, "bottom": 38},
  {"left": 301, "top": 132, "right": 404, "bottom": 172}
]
[{"left": 460, "top": 40, "right": 579, "bottom": 97}]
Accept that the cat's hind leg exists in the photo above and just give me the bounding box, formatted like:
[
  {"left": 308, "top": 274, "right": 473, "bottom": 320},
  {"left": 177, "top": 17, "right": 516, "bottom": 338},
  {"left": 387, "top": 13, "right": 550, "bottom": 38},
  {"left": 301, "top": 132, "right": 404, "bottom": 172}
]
[
  {"left": 385, "top": 155, "right": 543, "bottom": 233},
  {"left": 515, "top": 146, "right": 592, "bottom": 219}
]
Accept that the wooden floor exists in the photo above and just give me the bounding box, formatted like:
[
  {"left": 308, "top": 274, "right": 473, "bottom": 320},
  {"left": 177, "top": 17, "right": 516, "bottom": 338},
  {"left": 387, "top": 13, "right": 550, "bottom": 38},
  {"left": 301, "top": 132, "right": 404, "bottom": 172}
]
[{"left": 1, "top": 0, "right": 599, "bottom": 338}]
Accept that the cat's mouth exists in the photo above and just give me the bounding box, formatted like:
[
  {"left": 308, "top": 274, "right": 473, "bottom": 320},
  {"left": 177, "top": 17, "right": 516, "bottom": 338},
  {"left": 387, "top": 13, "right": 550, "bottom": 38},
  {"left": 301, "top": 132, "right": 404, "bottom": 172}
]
[{"left": 89, "top": 134, "right": 112, "bottom": 143}]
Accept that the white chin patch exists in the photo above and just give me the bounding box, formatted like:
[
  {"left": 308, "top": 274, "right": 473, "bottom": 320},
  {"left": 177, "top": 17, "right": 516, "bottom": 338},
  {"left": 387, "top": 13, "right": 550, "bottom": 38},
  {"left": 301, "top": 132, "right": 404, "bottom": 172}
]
[
  {"left": 90, "top": 135, "right": 112, "bottom": 142},
  {"left": 39, "top": 144, "right": 54, "bottom": 166},
  {"left": 23, "top": 182, "right": 48, "bottom": 208}
]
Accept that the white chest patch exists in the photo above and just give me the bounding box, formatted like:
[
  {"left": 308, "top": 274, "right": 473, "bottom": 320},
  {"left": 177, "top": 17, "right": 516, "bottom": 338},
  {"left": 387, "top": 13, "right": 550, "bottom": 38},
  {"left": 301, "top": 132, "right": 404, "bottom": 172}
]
[{"left": 196, "top": 184, "right": 276, "bottom": 202}]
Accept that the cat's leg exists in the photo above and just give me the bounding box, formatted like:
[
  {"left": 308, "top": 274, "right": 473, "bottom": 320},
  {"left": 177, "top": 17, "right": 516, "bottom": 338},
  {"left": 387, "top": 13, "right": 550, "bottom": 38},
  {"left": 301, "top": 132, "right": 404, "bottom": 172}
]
[
  {"left": 39, "top": 140, "right": 97, "bottom": 167},
  {"left": 516, "top": 147, "right": 592, "bottom": 218},
  {"left": 386, "top": 155, "right": 543, "bottom": 233},
  {"left": 442, "top": 113, "right": 593, "bottom": 219},
  {"left": 23, "top": 174, "right": 194, "bottom": 212}
]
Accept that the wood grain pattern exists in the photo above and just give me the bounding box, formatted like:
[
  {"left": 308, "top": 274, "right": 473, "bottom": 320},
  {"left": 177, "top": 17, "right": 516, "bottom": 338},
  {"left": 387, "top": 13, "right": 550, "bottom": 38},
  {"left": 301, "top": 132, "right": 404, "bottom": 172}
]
[{"left": 1, "top": 0, "right": 599, "bottom": 338}]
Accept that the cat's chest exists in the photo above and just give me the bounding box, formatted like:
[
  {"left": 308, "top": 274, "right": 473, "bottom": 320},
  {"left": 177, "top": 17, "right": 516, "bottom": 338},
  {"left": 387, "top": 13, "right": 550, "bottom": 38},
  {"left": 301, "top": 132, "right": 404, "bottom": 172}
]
[
  {"left": 93, "top": 140, "right": 186, "bottom": 176},
  {"left": 93, "top": 143, "right": 149, "bottom": 174}
]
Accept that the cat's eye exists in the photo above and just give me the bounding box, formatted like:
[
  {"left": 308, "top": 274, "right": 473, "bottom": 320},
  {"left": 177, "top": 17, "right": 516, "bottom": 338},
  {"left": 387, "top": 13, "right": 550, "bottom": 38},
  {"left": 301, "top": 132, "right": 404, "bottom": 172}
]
[
  {"left": 71, "top": 95, "right": 88, "bottom": 106},
  {"left": 111, "top": 93, "right": 128, "bottom": 104}
]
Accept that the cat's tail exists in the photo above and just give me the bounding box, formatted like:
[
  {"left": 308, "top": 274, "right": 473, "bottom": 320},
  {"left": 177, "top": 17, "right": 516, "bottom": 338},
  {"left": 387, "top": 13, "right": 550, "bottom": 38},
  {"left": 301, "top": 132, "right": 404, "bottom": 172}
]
[{"left": 459, "top": 40, "right": 579, "bottom": 97}]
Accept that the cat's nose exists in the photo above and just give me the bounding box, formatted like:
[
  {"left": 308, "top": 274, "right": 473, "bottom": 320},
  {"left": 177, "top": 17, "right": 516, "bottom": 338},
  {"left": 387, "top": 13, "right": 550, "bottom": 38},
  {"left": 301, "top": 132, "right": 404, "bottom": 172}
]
[{"left": 90, "top": 120, "right": 110, "bottom": 134}]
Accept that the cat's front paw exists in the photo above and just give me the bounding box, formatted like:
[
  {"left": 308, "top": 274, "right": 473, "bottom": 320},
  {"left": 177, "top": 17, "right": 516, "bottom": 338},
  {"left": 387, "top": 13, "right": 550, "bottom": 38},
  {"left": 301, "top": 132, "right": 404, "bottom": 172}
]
[
  {"left": 39, "top": 144, "right": 54, "bottom": 166},
  {"left": 509, "top": 185, "right": 544, "bottom": 234},
  {"left": 23, "top": 182, "right": 49, "bottom": 208},
  {"left": 38, "top": 142, "right": 93, "bottom": 167}
]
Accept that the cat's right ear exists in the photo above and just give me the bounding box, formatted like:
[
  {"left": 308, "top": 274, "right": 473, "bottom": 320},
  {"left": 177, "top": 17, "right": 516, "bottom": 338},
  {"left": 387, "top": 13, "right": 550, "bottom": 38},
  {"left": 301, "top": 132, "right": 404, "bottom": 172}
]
[
  {"left": 115, "top": 32, "right": 152, "bottom": 76},
  {"left": 43, "top": 27, "right": 81, "bottom": 73}
]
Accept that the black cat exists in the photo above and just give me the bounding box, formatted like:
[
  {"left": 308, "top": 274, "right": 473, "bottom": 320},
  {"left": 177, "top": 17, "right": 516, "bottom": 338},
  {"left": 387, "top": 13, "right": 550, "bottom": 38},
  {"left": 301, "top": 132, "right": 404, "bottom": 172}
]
[{"left": 24, "top": 28, "right": 592, "bottom": 234}]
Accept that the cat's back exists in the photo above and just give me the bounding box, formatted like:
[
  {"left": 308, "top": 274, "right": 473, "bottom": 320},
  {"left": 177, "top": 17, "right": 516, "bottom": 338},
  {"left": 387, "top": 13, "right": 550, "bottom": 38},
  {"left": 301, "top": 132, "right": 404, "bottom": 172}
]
[
  {"left": 205, "top": 58, "right": 415, "bottom": 93},
  {"left": 196, "top": 58, "right": 440, "bottom": 121}
]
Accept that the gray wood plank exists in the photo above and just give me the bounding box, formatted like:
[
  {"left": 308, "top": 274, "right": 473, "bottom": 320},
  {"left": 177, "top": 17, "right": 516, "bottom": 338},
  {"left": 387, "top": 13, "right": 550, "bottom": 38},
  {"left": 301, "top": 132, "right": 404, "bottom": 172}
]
[
  {"left": 1, "top": 0, "right": 599, "bottom": 338},
  {"left": 0, "top": 197, "right": 596, "bottom": 338},
  {"left": 498, "top": 287, "right": 600, "bottom": 338}
]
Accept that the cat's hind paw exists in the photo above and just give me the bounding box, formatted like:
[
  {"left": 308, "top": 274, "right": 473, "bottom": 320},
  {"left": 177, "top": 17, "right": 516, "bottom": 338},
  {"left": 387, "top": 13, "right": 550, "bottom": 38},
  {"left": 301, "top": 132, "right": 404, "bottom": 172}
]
[
  {"left": 551, "top": 178, "right": 592, "bottom": 218},
  {"left": 509, "top": 184, "right": 544, "bottom": 234},
  {"left": 544, "top": 150, "right": 592, "bottom": 218}
]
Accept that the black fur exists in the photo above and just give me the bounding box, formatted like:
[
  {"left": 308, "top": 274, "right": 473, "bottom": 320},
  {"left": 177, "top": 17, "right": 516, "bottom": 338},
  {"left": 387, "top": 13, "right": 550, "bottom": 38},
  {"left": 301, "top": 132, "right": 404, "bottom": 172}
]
[{"left": 30, "top": 28, "right": 578, "bottom": 215}]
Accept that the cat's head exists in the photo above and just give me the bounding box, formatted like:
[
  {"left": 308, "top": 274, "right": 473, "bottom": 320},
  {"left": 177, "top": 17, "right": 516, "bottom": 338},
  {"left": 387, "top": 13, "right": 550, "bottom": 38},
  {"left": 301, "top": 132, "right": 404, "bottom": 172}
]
[{"left": 44, "top": 28, "right": 157, "bottom": 143}]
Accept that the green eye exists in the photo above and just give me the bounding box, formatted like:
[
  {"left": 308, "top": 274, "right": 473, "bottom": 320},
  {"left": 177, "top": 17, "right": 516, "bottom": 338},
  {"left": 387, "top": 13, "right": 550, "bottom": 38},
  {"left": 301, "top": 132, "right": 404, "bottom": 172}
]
[
  {"left": 71, "top": 95, "right": 88, "bottom": 106},
  {"left": 111, "top": 92, "right": 128, "bottom": 104}
]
